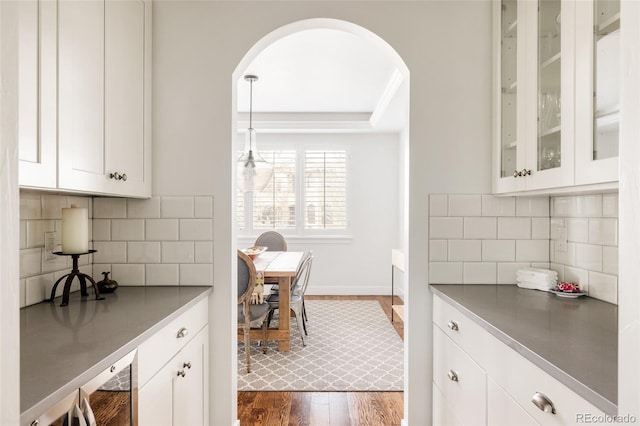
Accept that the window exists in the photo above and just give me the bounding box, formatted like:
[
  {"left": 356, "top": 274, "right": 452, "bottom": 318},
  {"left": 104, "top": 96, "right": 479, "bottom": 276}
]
[{"left": 237, "top": 147, "right": 349, "bottom": 236}]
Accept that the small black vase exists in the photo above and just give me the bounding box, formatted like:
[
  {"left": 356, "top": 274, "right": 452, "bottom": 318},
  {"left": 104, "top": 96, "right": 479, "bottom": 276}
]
[{"left": 97, "top": 271, "right": 118, "bottom": 293}]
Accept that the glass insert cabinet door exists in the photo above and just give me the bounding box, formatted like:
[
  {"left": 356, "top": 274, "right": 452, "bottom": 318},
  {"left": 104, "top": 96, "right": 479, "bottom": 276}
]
[
  {"left": 537, "top": 0, "right": 562, "bottom": 172},
  {"left": 499, "top": 0, "right": 518, "bottom": 179},
  {"left": 593, "top": 0, "right": 620, "bottom": 161}
]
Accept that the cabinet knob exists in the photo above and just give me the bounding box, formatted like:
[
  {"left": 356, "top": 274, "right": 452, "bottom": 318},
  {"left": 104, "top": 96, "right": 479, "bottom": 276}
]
[
  {"left": 531, "top": 392, "right": 556, "bottom": 414},
  {"left": 447, "top": 370, "right": 459, "bottom": 382},
  {"left": 447, "top": 321, "right": 459, "bottom": 331},
  {"left": 183, "top": 361, "right": 192, "bottom": 369},
  {"left": 522, "top": 168, "right": 532, "bottom": 176},
  {"left": 121, "top": 173, "right": 127, "bottom": 181},
  {"left": 177, "top": 370, "right": 186, "bottom": 378},
  {"left": 513, "top": 170, "right": 521, "bottom": 178},
  {"left": 177, "top": 327, "right": 189, "bottom": 339},
  {"left": 109, "top": 172, "right": 121, "bottom": 180}
]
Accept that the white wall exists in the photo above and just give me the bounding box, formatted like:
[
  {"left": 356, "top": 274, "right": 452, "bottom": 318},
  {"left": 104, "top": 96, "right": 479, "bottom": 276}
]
[
  {"left": 238, "top": 132, "right": 401, "bottom": 296},
  {"left": 152, "top": 2, "right": 493, "bottom": 424}
]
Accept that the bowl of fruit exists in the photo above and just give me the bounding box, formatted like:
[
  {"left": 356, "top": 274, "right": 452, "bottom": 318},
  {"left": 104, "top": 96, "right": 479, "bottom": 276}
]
[{"left": 550, "top": 282, "right": 587, "bottom": 298}]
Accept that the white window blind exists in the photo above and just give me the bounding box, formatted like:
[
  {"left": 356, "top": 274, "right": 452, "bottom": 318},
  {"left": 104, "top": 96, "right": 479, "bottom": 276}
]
[
  {"left": 304, "top": 150, "right": 348, "bottom": 230},
  {"left": 253, "top": 150, "right": 296, "bottom": 229}
]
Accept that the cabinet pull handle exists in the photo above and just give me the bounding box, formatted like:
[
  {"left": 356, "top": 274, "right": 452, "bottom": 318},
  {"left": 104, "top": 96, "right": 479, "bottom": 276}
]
[
  {"left": 30, "top": 421, "right": 39, "bottom": 426},
  {"left": 522, "top": 168, "right": 532, "bottom": 176},
  {"left": 447, "top": 370, "right": 459, "bottom": 382},
  {"left": 177, "top": 327, "right": 189, "bottom": 338},
  {"left": 513, "top": 170, "right": 521, "bottom": 178},
  {"left": 531, "top": 392, "right": 556, "bottom": 414},
  {"left": 183, "top": 361, "right": 192, "bottom": 369},
  {"left": 110, "top": 365, "right": 116, "bottom": 373},
  {"left": 177, "top": 370, "right": 186, "bottom": 377},
  {"left": 447, "top": 321, "right": 459, "bottom": 331}
]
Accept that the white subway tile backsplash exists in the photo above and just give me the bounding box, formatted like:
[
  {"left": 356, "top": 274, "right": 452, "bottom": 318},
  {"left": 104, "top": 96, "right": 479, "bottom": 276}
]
[
  {"left": 531, "top": 217, "right": 550, "bottom": 240},
  {"left": 19, "top": 221, "right": 27, "bottom": 249},
  {"left": 430, "top": 217, "right": 463, "bottom": 239},
  {"left": 552, "top": 241, "right": 576, "bottom": 267},
  {"left": 429, "top": 194, "right": 448, "bottom": 217},
  {"left": 567, "top": 218, "right": 589, "bottom": 243},
  {"left": 603, "top": 246, "right": 618, "bottom": 275},
  {"left": 549, "top": 263, "right": 565, "bottom": 282},
  {"left": 564, "top": 267, "right": 589, "bottom": 291},
  {"left": 481, "top": 195, "right": 515, "bottom": 217},
  {"left": 20, "top": 193, "right": 42, "bottom": 220},
  {"left": 448, "top": 240, "right": 481, "bottom": 261},
  {"left": 180, "top": 219, "right": 213, "bottom": 241},
  {"left": 128, "top": 242, "right": 161, "bottom": 263},
  {"left": 93, "top": 198, "right": 127, "bottom": 219},
  {"left": 498, "top": 217, "right": 531, "bottom": 239},
  {"left": 588, "top": 272, "right": 617, "bottom": 304},
  {"left": 25, "top": 274, "right": 52, "bottom": 306},
  {"left": 112, "top": 219, "right": 145, "bottom": 241},
  {"left": 577, "top": 194, "right": 603, "bottom": 217},
  {"left": 464, "top": 217, "right": 497, "bottom": 239},
  {"left": 449, "top": 195, "right": 481, "bottom": 217},
  {"left": 482, "top": 240, "right": 515, "bottom": 262},
  {"left": 463, "top": 262, "right": 496, "bottom": 284},
  {"left": 429, "top": 262, "right": 463, "bottom": 284},
  {"left": 26, "top": 219, "right": 54, "bottom": 248},
  {"left": 146, "top": 264, "right": 180, "bottom": 286},
  {"left": 93, "top": 242, "right": 127, "bottom": 264},
  {"left": 111, "top": 264, "right": 145, "bottom": 286},
  {"left": 575, "top": 243, "right": 602, "bottom": 272},
  {"left": 602, "top": 193, "right": 618, "bottom": 217},
  {"left": 195, "top": 242, "right": 214, "bottom": 264},
  {"left": 498, "top": 262, "right": 531, "bottom": 284},
  {"left": 553, "top": 196, "right": 577, "bottom": 217},
  {"left": 194, "top": 197, "right": 213, "bottom": 218},
  {"left": 146, "top": 219, "right": 179, "bottom": 241},
  {"left": 601, "top": 218, "right": 618, "bottom": 246},
  {"left": 515, "top": 240, "right": 548, "bottom": 262},
  {"left": 42, "top": 194, "right": 65, "bottom": 219},
  {"left": 93, "top": 219, "right": 111, "bottom": 241},
  {"left": 162, "top": 197, "right": 194, "bottom": 218},
  {"left": 127, "top": 197, "right": 161, "bottom": 219},
  {"left": 429, "top": 240, "right": 448, "bottom": 261},
  {"left": 42, "top": 251, "right": 69, "bottom": 274},
  {"left": 516, "top": 197, "right": 549, "bottom": 217},
  {"left": 180, "top": 264, "right": 213, "bottom": 285},
  {"left": 20, "top": 248, "right": 42, "bottom": 278},
  {"left": 162, "top": 241, "right": 194, "bottom": 263}
]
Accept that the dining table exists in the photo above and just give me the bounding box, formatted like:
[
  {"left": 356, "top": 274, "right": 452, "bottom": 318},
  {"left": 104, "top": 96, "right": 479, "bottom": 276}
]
[{"left": 249, "top": 250, "right": 304, "bottom": 352}]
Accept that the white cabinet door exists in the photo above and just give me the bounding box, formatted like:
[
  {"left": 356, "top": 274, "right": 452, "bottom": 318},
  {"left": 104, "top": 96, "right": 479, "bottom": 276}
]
[
  {"left": 173, "top": 326, "right": 209, "bottom": 426},
  {"left": 138, "top": 326, "right": 209, "bottom": 426},
  {"left": 57, "top": 0, "right": 151, "bottom": 197},
  {"left": 18, "top": 0, "right": 57, "bottom": 188}
]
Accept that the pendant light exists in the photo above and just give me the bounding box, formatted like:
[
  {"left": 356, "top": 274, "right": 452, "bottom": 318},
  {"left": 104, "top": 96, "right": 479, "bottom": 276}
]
[{"left": 237, "top": 75, "right": 273, "bottom": 192}]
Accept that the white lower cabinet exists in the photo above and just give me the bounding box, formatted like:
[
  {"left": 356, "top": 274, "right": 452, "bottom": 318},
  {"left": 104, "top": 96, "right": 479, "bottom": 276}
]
[
  {"left": 432, "top": 294, "right": 606, "bottom": 426},
  {"left": 138, "top": 298, "right": 209, "bottom": 425}
]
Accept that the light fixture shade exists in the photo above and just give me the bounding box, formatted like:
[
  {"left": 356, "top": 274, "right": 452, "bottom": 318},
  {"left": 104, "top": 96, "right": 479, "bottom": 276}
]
[
  {"left": 237, "top": 75, "right": 273, "bottom": 192},
  {"left": 237, "top": 128, "right": 273, "bottom": 192}
]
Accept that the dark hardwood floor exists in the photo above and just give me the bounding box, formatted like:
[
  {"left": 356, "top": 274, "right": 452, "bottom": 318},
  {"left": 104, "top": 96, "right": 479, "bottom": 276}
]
[{"left": 238, "top": 295, "right": 404, "bottom": 426}]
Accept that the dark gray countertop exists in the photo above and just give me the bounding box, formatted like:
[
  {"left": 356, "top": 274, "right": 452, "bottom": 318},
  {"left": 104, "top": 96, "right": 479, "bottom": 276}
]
[
  {"left": 430, "top": 284, "right": 617, "bottom": 415},
  {"left": 20, "top": 286, "right": 211, "bottom": 424}
]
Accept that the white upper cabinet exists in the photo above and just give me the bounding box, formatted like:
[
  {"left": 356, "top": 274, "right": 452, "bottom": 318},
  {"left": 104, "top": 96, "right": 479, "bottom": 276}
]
[
  {"left": 39, "top": 0, "right": 152, "bottom": 198},
  {"left": 18, "top": 0, "right": 57, "bottom": 189},
  {"left": 493, "top": 0, "right": 619, "bottom": 194}
]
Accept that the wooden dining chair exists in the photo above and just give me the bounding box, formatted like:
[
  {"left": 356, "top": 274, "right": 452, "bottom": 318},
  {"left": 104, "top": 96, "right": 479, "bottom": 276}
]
[{"left": 237, "top": 250, "right": 270, "bottom": 373}]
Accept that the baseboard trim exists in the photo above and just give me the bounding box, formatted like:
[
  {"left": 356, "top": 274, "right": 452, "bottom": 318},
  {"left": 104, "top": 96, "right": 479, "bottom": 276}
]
[{"left": 305, "top": 285, "right": 405, "bottom": 299}]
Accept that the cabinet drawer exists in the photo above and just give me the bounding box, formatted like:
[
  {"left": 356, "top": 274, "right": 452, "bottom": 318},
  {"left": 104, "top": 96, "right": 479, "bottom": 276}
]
[
  {"left": 486, "top": 332, "right": 605, "bottom": 425},
  {"left": 433, "top": 294, "right": 492, "bottom": 369},
  {"left": 433, "top": 325, "right": 486, "bottom": 426},
  {"left": 138, "top": 298, "right": 208, "bottom": 387},
  {"left": 488, "top": 377, "right": 539, "bottom": 426}
]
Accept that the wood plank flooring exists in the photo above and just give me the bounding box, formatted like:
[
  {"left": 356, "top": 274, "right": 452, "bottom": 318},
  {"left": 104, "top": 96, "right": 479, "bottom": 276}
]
[{"left": 238, "top": 295, "right": 404, "bottom": 426}]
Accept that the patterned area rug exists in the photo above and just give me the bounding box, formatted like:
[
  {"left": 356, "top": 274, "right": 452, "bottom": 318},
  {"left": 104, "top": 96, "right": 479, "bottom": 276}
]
[{"left": 237, "top": 300, "right": 404, "bottom": 391}]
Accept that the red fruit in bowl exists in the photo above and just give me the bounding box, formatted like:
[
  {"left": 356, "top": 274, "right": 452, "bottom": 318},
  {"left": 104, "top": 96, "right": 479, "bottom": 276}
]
[{"left": 557, "top": 282, "right": 579, "bottom": 292}]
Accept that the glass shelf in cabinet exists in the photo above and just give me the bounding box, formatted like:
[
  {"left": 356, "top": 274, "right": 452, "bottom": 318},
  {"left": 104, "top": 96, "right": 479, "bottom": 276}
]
[{"left": 540, "top": 124, "right": 561, "bottom": 138}]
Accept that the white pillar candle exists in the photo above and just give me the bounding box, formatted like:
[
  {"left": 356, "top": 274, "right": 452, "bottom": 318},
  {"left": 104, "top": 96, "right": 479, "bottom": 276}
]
[{"left": 61, "top": 204, "right": 89, "bottom": 254}]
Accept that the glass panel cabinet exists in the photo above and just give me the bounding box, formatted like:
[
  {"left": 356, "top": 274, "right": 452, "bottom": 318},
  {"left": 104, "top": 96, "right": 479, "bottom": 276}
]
[{"left": 493, "top": 0, "right": 620, "bottom": 193}]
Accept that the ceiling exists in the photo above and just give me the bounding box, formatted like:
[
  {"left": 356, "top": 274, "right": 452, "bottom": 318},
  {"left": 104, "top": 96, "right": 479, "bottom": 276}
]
[{"left": 237, "top": 29, "right": 408, "bottom": 133}]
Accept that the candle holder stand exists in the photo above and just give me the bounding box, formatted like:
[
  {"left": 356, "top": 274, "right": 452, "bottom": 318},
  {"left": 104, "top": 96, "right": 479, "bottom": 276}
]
[{"left": 48, "top": 250, "right": 105, "bottom": 307}]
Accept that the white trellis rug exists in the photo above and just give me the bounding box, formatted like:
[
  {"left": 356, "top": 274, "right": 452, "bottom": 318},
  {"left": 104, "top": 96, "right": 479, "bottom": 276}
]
[{"left": 237, "top": 300, "right": 404, "bottom": 391}]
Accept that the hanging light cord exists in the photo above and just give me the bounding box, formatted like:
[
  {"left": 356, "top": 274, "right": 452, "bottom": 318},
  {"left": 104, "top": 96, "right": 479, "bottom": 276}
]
[{"left": 248, "top": 77, "right": 254, "bottom": 152}]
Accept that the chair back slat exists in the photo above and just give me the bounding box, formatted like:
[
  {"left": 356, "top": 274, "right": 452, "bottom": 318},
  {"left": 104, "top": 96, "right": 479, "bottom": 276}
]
[{"left": 292, "top": 252, "right": 313, "bottom": 297}]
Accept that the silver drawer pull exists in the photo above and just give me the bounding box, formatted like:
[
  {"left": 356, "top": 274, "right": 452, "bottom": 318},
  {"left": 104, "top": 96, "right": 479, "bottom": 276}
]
[
  {"left": 447, "top": 370, "right": 459, "bottom": 382},
  {"left": 183, "top": 361, "right": 192, "bottom": 369},
  {"left": 447, "top": 321, "right": 459, "bottom": 331},
  {"left": 177, "top": 370, "right": 186, "bottom": 377},
  {"left": 532, "top": 392, "right": 556, "bottom": 414},
  {"left": 110, "top": 365, "right": 116, "bottom": 373},
  {"left": 30, "top": 421, "right": 39, "bottom": 426},
  {"left": 177, "top": 327, "right": 189, "bottom": 338}
]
